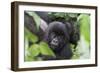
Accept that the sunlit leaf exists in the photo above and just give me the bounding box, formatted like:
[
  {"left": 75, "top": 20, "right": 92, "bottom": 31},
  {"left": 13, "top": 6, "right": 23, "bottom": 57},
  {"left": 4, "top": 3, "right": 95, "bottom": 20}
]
[
  {"left": 29, "top": 44, "right": 40, "bottom": 57},
  {"left": 25, "top": 55, "right": 34, "bottom": 61},
  {"left": 39, "top": 42, "right": 56, "bottom": 57},
  {"left": 78, "top": 14, "right": 90, "bottom": 42},
  {"left": 24, "top": 27, "right": 39, "bottom": 43}
]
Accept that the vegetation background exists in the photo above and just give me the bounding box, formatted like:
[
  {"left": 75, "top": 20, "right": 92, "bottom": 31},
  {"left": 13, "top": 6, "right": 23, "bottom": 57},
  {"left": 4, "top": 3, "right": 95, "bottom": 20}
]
[{"left": 24, "top": 12, "right": 90, "bottom": 61}]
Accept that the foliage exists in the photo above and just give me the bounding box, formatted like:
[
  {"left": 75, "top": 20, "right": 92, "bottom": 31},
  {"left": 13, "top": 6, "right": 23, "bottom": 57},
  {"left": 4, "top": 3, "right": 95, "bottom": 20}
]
[
  {"left": 78, "top": 14, "right": 90, "bottom": 43},
  {"left": 25, "top": 28, "right": 55, "bottom": 61},
  {"left": 25, "top": 12, "right": 90, "bottom": 61},
  {"left": 48, "top": 12, "right": 79, "bottom": 22},
  {"left": 24, "top": 27, "right": 39, "bottom": 43}
]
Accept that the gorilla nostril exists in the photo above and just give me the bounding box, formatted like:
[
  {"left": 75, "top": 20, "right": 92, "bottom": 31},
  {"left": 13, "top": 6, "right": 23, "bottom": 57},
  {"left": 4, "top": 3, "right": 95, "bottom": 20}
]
[{"left": 51, "top": 39, "right": 58, "bottom": 46}]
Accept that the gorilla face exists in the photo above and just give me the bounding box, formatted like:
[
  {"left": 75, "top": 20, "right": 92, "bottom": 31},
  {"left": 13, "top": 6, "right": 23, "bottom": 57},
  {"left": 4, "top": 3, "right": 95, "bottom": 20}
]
[
  {"left": 49, "top": 32, "right": 65, "bottom": 49},
  {"left": 49, "top": 32, "right": 66, "bottom": 50},
  {"left": 45, "top": 21, "right": 70, "bottom": 52}
]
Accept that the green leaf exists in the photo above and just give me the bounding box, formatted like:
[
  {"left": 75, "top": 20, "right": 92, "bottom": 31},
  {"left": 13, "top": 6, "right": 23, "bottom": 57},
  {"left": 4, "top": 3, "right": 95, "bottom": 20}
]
[
  {"left": 39, "top": 42, "right": 56, "bottom": 57},
  {"left": 25, "top": 55, "right": 34, "bottom": 61},
  {"left": 29, "top": 44, "right": 40, "bottom": 57},
  {"left": 78, "top": 14, "right": 90, "bottom": 42},
  {"left": 24, "top": 27, "right": 39, "bottom": 43}
]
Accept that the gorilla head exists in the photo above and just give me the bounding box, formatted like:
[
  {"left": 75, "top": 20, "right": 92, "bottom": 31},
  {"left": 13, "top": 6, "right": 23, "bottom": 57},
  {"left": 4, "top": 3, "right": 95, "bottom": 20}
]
[{"left": 44, "top": 21, "right": 71, "bottom": 53}]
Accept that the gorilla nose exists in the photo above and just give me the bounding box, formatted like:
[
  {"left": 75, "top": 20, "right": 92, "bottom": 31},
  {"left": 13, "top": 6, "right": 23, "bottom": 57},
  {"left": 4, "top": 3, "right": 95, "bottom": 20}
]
[{"left": 51, "top": 38, "right": 58, "bottom": 46}]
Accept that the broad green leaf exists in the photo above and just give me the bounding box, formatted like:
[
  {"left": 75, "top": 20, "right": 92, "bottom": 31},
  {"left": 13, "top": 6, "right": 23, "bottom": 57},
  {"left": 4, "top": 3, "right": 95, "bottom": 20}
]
[
  {"left": 29, "top": 44, "right": 40, "bottom": 57},
  {"left": 25, "top": 55, "right": 34, "bottom": 61},
  {"left": 78, "top": 14, "right": 90, "bottom": 42},
  {"left": 24, "top": 27, "right": 39, "bottom": 43},
  {"left": 26, "top": 12, "right": 41, "bottom": 30},
  {"left": 39, "top": 42, "right": 56, "bottom": 57},
  {"left": 25, "top": 55, "right": 42, "bottom": 61}
]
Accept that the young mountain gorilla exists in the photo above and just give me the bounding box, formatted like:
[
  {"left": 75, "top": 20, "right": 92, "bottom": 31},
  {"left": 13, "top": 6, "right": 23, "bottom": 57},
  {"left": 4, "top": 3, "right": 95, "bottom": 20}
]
[
  {"left": 24, "top": 12, "right": 80, "bottom": 60},
  {"left": 43, "top": 21, "right": 74, "bottom": 60}
]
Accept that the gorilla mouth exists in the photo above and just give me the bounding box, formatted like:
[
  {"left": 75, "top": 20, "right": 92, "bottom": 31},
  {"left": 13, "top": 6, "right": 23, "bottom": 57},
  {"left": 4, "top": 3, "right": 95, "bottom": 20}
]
[
  {"left": 50, "top": 38, "right": 59, "bottom": 49},
  {"left": 50, "top": 41, "right": 58, "bottom": 49},
  {"left": 50, "top": 44, "right": 58, "bottom": 49}
]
